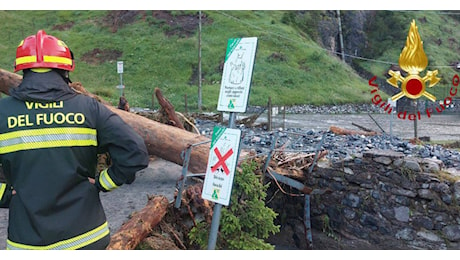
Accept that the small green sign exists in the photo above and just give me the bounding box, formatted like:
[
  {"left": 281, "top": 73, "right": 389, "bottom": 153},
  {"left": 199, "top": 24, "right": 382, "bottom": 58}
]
[
  {"left": 212, "top": 189, "right": 219, "bottom": 200},
  {"left": 228, "top": 100, "right": 235, "bottom": 109}
]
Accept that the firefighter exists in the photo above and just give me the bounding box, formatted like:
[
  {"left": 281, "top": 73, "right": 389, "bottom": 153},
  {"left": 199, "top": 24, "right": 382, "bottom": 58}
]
[{"left": 0, "top": 30, "right": 149, "bottom": 250}]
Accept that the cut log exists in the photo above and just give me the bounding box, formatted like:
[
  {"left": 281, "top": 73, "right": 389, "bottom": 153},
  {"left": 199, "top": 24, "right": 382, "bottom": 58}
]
[
  {"left": 329, "top": 125, "right": 378, "bottom": 136},
  {"left": 0, "top": 69, "right": 22, "bottom": 95},
  {"left": 0, "top": 68, "right": 210, "bottom": 173},
  {"left": 106, "top": 195, "right": 169, "bottom": 250}
]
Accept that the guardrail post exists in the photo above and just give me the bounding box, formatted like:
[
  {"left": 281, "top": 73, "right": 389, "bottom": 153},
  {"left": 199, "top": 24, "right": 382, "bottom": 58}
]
[{"left": 174, "top": 140, "right": 210, "bottom": 209}]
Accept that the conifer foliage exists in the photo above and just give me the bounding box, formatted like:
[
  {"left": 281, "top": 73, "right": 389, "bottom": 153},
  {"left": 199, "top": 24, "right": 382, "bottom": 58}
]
[{"left": 188, "top": 160, "right": 280, "bottom": 249}]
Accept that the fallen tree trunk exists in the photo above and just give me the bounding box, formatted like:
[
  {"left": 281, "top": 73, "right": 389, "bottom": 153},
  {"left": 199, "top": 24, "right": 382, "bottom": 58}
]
[
  {"left": 0, "top": 69, "right": 22, "bottom": 96},
  {"left": 0, "top": 68, "right": 210, "bottom": 173},
  {"left": 106, "top": 195, "right": 169, "bottom": 250},
  {"left": 329, "top": 125, "right": 378, "bottom": 136}
]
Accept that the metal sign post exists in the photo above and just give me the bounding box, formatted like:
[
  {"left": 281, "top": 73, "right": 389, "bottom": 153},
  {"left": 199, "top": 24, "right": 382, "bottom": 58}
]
[
  {"left": 388, "top": 98, "right": 397, "bottom": 137},
  {"left": 116, "top": 61, "right": 125, "bottom": 97},
  {"left": 205, "top": 114, "right": 239, "bottom": 250},
  {"left": 203, "top": 37, "right": 257, "bottom": 250}
]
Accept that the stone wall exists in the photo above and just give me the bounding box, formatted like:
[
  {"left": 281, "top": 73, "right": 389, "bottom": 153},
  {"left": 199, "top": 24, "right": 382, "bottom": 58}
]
[{"left": 267, "top": 149, "right": 460, "bottom": 249}]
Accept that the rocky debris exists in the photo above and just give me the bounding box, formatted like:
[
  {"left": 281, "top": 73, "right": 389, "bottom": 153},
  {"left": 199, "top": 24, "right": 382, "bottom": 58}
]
[
  {"left": 245, "top": 103, "right": 383, "bottom": 114},
  {"left": 126, "top": 103, "right": 460, "bottom": 249},
  {"left": 191, "top": 105, "right": 460, "bottom": 249},
  {"left": 245, "top": 102, "right": 460, "bottom": 117},
  {"left": 196, "top": 118, "right": 460, "bottom": 173}
]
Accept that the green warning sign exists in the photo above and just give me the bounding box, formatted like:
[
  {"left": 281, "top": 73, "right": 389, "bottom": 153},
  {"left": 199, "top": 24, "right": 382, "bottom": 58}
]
[
  {"left": 217, "top": 37, "right": 258, "bottom": 113},
  {"left": 202, "top": 126, "right": 242, "bottom": 206}
]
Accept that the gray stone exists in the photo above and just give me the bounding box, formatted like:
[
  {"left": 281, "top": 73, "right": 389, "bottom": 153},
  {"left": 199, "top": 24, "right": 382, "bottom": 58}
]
[
  {"left": 442, "top": 225, "right": 460, "bottom": 241},
  {"left": 418, "top": 189, "right": 437, "bottom": 200},
  {"left": 343, "top": 167, "right": 354, "bottom": 175},
  {"left": 416, "top": 230, "right": 443, "bottom": 242},
  {"left": 394, "top": 195, "right": 410, "bottom": 206},
  {"left": 374, "top": 156, "right": 392, "bottom": 165},
  {"left": 380, "top": 206, "right": 395, "bottom": 220},
  {"left": 342, "top": 193, "right": 361, "bottom": 208},
  {"left": 378, "top": 181, "right": 391, "bottom": 192},
  {"left": 430, "top": 182, "right": 450, "bottom": 194},
  {"left": 395, "top": 228, "right": 414, "bottom": 240},
  {"left": 371, "top": 190, "right": 380, "bottom": 200},
  {"left": 441, "top": 194, "right": 453, "bottom": 205},
  {"left": 403, "top": 159, "right": 422, "bottom": 172},
  {"left": 394, "top": 206, "right": 410, "bottom": 222},
  {"left": 343, "top": 207, "right": 356, "bottom": 220},
  {"left": 393, "top": 158, "right": 404, "bottom": 167},
  {"left": 360, "top": 213, "right": 379, "bottom": 231},
  {"left": 422, "top": 162, "right": 440, "bottom": 172},
  {"left": 251, "top": 136, "right": 261, "bottom": 143},
  {"left": 421, "top": 157, "right": 443, "bottom": 171},
  {"left": 453, "top": 180, "right": 460, "bottom": 193},
  {"left": 412, "top": 216, "right": 434, "bottom": 230},
  {"left": 391, "top": 188, "right": 417, "bottom": 198},
  {"left": 363, "top": 149, "right": 403, "bottom": 159}
]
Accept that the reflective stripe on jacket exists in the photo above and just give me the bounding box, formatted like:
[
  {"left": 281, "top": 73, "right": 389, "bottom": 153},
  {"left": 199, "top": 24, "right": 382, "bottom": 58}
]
[{"left": 6, "top": 222, "right": 109, "bottom": 250}]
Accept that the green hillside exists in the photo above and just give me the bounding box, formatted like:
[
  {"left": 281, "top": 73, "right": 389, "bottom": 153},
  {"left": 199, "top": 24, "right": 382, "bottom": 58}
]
[{"left": 0, "top": 10, "right": 458, "bottom": 112}]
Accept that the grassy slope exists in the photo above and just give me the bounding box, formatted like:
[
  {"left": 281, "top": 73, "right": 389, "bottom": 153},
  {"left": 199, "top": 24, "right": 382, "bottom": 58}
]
[{"left": 1, "top": 10, "right": 457, "bottom": 112}]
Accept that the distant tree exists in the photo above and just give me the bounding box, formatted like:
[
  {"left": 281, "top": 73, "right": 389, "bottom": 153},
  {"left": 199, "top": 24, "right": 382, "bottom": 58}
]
[{"left": 281, "top": 11, "right": 328, "bottom": 43}]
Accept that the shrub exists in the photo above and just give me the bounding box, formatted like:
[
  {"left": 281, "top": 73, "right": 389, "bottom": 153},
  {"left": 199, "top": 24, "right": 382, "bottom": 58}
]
[{"left": 188, "top": 160, "right": 280, "bottom": 249}]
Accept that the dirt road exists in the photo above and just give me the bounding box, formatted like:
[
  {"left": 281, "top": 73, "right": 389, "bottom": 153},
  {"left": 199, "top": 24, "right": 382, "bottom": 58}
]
[{"left": 264, "top": 112, "right": 460, "bottom": 141}]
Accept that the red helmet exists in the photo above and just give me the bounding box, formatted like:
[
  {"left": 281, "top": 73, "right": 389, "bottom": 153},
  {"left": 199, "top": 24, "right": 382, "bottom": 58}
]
[{"left": 14, "top": 30, "right": 74, "bottom": 72}]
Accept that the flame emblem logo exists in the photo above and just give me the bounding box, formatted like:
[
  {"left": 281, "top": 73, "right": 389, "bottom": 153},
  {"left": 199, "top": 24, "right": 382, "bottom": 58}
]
[{"left": 386, "top": 20, "right": 440, "bottom": 102}]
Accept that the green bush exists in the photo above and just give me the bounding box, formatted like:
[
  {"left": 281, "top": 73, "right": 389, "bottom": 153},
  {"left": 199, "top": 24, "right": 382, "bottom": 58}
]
[{"left": 188, "top": 160, "right": 280, "bottom": 249}]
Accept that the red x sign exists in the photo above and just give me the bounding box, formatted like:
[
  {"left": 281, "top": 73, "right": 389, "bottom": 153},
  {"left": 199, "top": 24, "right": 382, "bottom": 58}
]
[{"left": 211, "top": 147, "right": 233, "bottom": 175}]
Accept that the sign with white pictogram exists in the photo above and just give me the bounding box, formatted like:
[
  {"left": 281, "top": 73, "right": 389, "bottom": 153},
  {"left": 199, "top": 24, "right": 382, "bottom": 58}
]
[
  {"left": 117, "top": 61, "right": 124, "bottom": 74},
  {"left": 202, "top": 126, "right": 241, "bottom": 206},
  {"left": 217, "top": 37, "right": 258, "bottom": 113}
]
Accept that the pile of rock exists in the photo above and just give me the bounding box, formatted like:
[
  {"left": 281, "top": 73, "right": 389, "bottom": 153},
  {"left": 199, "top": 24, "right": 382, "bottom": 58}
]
[
  {"left": 245, "top": 104, "right": 383, "bottom": 114},
  {"left": 195, "top": 119, "right": 460, "bottom": 249},
  {"left": 230, "top": 127, "right": 460, "bottom": 171}
]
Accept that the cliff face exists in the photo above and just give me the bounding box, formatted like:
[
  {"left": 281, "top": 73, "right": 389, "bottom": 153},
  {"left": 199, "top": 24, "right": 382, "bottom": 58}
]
[
  {"left": 286, "top": 10, "right": 371, "bottom": 62},
  {"left": 317, "top": 10, "right": 371, "bottom": 63}
]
